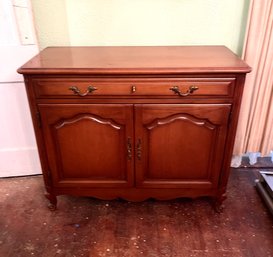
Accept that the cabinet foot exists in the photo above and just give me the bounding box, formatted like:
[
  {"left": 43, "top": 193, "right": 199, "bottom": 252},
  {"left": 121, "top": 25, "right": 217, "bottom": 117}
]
[
  {"left": 45, "top": 192, "right": 57, "bottom": 211},
  {"left": 211, "top": 193, "right": 227, "bottom": 213},
  {"left": 212, "top": 202, "right": 223, "bottom": 213}
]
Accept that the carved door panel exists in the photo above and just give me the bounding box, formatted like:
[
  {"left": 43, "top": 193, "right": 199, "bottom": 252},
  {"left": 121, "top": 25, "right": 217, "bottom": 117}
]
[
  {"left": 135, "top": 104, "right": 231, "bottom": 189},
  {"left": 39, "top": 104, "right": 134, "bottom": 188}
]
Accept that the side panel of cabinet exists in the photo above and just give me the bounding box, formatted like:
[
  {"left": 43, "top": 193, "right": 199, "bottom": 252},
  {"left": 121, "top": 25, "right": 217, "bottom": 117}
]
[
  {"left": 38, "top": 104, "right": 134, "bottom": 188},
  {"left": 135, "top": 104, "right": 231, "bottom": 189}
]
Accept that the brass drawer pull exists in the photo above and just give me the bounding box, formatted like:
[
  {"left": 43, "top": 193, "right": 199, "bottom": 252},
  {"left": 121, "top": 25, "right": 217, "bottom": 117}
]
[
  {"left": 136, "top": 139, "right": 142, "bottom": 160},
  {"left": 127, "top": 138, "right": 132, "bottom": 160},
  {"left": 170, "top": 85, "right": 199, "bottom": 97},
  {"left": 69, "top": 86, "right": 97, "bottom": 96}
]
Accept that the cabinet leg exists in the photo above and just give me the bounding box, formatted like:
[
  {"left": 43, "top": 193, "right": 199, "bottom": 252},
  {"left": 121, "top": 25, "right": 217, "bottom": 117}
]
[
  {"left": 45, "top": 192, "right": 57, "bottom": 211},
  {"left": 211, "top": 193, "right": 227, "bottom": 213}
]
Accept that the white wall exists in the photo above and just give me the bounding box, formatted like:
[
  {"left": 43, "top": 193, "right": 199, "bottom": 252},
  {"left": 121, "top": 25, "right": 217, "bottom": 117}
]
[
  {"left": 31, "top": 0, "right": 250, "bottom": 55},
  {"left": 1, "top": 0, "right": 249, "bottom": 177},
  {"left": 0, "top": 0, "right": 40, "bottom": 177}
]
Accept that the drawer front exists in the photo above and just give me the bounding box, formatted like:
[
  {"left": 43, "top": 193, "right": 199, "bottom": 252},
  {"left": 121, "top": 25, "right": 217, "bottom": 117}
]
[{"left": 33, "top": 78, "right": 235, "bottom": 98}]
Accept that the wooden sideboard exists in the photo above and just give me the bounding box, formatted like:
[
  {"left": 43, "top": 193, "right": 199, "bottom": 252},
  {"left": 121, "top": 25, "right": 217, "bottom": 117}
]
[{"left": 18, "top": 46, "right": 251, "bottom": 210}]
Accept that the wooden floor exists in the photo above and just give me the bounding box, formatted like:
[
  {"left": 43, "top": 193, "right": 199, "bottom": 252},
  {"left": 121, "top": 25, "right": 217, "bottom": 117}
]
[{"left": 0, "top": 168, "right": 272, "bottom": 257}]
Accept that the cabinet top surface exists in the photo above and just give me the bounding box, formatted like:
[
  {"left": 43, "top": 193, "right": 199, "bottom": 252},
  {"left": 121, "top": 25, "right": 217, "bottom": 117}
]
[{"left": 18, "top": 46, "right": 251, "bottom": 75}]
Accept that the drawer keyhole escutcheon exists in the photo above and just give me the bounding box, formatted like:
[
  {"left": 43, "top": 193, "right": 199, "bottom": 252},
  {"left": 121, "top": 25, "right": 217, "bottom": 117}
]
[
  {"left": 69, "top": 85, "right": 97, "bottom": 96},
  {"left": 131, "top": 85, "right": 137, "bottom": 93},
  {"left": 170, "top": 85, "right": 199, "bottom": 97}
]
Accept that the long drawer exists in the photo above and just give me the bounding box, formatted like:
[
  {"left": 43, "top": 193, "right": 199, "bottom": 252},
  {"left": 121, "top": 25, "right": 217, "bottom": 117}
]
[{"left": 32, "top": 78, "right": 235, "bottom": 98}]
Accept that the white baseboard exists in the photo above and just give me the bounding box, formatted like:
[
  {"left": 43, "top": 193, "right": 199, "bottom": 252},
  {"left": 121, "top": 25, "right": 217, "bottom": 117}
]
[{"left": 0, "top": 147, "right": 42, "bottom": 177}]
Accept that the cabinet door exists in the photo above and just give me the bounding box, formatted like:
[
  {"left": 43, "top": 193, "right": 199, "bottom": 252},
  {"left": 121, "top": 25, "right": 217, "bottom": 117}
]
[
  {"left": 135, "top": 104, "right": 231, "bottom": 189},
  {"left": 39, "top": 104, "right": 134, "bottom": 188}
]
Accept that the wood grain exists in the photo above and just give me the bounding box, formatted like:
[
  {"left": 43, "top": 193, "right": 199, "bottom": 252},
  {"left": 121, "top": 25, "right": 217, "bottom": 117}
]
[
  {"left": 17, "top": 46, "right": 251, "bottom": 75},
  {"left": 39, "top": 104, "right": 134, "bottom": 188},
  {"left": 18, "top": 46, "right": 250, "bottom": 209}
]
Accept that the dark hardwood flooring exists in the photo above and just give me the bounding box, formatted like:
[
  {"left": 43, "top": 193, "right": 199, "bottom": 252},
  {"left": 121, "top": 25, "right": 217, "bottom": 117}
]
[{"left": 0, "top": 169, "right": 272, "bottom": 257}]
